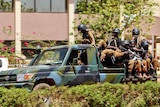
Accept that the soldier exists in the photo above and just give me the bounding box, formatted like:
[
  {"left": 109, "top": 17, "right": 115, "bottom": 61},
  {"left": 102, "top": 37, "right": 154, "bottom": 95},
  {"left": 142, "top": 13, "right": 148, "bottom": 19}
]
[
  {"left": 131, "top": 28, "right": 151, "bottom": 79},
  {"left": 100, "top": 28, "right": 128, "bottom": 65},
  {"left": 77, "top": 24, "right": 95, "bottom": 45},
  {"left": 129, "top": 28, "right": 143, "bottom": 79},
  {"left": 141, "top": 39, "right": 158, "bottom": 78},
  {"left": 121, "top": 40, "right": 135, "bottom": 79}
]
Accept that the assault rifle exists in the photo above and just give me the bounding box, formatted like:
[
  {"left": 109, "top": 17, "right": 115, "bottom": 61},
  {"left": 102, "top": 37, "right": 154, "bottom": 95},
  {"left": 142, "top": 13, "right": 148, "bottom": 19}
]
[{"left": 119, "top": 46, "right": 142, "bottom": 60}]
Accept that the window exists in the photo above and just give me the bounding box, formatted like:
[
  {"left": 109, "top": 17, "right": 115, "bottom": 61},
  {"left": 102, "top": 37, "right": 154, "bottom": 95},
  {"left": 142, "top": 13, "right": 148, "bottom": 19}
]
[
  {"left": 34, "top": 48, "right": 68, "bottom": 65},
  {"left": 35, "top": 0, "right": 50, "bottom": 12},
  {"left": 67, "top": 49, "right": 88, "bottom": 65},
  {"left": 0, "top": 0, "right": 67, "bottom": 13},
  {"left": 51, "top": 0, "right": 66, "bottom": 12},
  {"left": 0, "top": 0, "right": 12, "bottom": 12},
  {"left": 21, "top": 0, "right": 34, "bottom": 12}
]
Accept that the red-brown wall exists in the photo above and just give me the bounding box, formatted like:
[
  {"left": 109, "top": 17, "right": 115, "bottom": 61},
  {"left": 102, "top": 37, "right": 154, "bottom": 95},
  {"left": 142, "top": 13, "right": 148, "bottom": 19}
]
[
  {"left": 0, "top": 13, "right": 68, "bottom": 41},
  {"left": 0, "top": 13, "right": 160, "bottom": 41}
]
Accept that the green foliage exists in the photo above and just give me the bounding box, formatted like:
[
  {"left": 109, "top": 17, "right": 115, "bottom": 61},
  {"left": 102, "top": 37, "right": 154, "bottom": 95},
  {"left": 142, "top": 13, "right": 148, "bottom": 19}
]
[
  {"left": 0, "top": 0, "right": 33, "bottom": 12},
  {"left": 74, "top": 0, "right": 159, "bottom": 42},
  {"left": 0, "top": 0, "right": 12, "bottom": 12},
  {"left": 0, "top": 81, "right": 159, "bottom": 107},
  {"left": 0, "top": 25, "right": 57, "bottom": 65}
]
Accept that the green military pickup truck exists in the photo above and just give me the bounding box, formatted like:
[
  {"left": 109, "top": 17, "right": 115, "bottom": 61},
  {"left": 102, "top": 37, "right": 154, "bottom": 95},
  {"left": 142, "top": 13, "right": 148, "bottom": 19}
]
[{"left": 0, "top": 44, "right": 141, "bottom": 91}]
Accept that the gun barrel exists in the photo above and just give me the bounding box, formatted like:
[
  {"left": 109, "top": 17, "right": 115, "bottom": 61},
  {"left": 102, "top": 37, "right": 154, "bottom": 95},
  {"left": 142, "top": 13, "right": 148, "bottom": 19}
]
[{"left": 128, "top": 49, "right": 141, "bottom": 59}]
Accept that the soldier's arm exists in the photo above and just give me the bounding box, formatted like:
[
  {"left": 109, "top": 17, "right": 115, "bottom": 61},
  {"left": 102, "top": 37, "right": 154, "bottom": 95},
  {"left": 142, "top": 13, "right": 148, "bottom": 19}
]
[
  {"left": 132, "top": 47, "right": 142, "bottom": 52},
  {"left": 146, "top": 40, "right": 152, "bottom": 45},
  {"left": 88, "top": 30, "right": 95, "bottom": 45},
  {"left": 97, "top": 39, "right": 107, "bottom": 49},
  {"left": 107, "top": 45, "right": 117, "bottom": 50},
  {"left": 142, "top": 36, "right": 152, "bottom": 45},
  {"left": 100, "top": 49, "right": 108, "bottom": 61}
]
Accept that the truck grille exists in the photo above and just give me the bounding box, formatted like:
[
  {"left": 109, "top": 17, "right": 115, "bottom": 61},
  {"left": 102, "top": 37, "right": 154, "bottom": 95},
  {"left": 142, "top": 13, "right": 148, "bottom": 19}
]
[{"left": 0, "top": 75, "right": 17, "bottom": 82}]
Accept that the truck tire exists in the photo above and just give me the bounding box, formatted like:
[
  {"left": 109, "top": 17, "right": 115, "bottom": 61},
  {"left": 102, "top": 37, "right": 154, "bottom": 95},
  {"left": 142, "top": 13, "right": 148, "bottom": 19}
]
[
  {"left": 33, "top": 83, "right": 51, "bottom": 107},
  {"left": 33, "top": 83, "right": 51, "bottom": 90}
]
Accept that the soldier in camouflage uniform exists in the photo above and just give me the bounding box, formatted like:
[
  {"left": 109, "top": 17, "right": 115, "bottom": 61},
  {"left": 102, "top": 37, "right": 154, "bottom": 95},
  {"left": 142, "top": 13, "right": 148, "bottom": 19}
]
[
  {"left": 100, "top": 28, "right": 128, "bottom": 65},
  {"left": 127, "top": 28, "right": 143, "bottom": 79},
  {"left": 138, "top": 36, "right": 158, "bottom": 78},
  {"left": 77, "top": 24, "right": 95, "bottom": 45},
  {"left": 131, "top": 28, "right": 152, "bottom": 79}
]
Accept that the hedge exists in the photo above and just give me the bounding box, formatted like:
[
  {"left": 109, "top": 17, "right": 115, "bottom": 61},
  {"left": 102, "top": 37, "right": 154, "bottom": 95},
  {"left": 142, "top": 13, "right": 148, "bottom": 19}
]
[{"left": 0, "top": 81, "right": 159, "bottom": 107}]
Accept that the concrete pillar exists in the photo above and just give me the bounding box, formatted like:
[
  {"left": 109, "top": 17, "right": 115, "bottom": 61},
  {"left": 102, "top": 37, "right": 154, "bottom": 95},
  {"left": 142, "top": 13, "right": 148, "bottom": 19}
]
[
  {"left": 68, "top": 0, "right": 75, "bottom": 44},
  {"left": 156, "top": 43, "right": 160, "bottom": 56},
  {"left": 151, "top": 35, "right": 155, "bottom": 57},
  {"left": 14, "top": 0, "right": 21, "bottom": 56}
]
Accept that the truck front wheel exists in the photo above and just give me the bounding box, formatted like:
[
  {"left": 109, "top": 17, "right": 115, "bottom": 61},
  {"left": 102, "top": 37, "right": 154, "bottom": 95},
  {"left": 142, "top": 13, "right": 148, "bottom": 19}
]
[
  {"left": 33, "top": 83, "right": 51, "bottom": 90},
  {"left": 33, "top": 83, "right": 52, "bottom": 106}
]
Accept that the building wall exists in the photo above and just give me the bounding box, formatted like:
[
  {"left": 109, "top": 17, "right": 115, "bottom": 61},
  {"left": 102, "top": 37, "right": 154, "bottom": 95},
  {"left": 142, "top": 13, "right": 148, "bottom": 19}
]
[
  {"left": 153, "top": 0, "right": 160, "bottom": 17},
  {"left": 153, "top": 0, "right": 160, "bottom": 57},
  {"left": 0, "top": 13, "right": 68, "bottom": 41}
]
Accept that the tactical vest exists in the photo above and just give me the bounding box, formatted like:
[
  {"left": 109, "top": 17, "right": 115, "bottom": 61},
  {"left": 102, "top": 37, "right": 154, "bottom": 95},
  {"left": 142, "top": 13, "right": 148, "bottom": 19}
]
[{"left": 107, "top": 37, "right": 121, "bottom": 48}]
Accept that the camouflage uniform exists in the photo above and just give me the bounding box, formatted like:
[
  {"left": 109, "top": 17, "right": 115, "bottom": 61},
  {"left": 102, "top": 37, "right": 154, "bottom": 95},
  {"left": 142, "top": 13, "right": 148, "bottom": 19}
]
[
  {"left": 127, "top": 28, "right": 144, "bottom": 79},
  {"left": 145, "top": 51, "right": 158, "bottom": 77},
  {"left": 136, "top": 35, "right": 154, "bottom": 79},
  {"left": 100, "top": 28, "right": 128, "bottom": 63},
  {"left": 78, "top": 24, "right": 95, "bottom": 45},
  {"left": 127, "top": 47, "right": 143, "bottom": 78},
  {"left": 100, "top": 35, "right": 126, "bottom": 61}
]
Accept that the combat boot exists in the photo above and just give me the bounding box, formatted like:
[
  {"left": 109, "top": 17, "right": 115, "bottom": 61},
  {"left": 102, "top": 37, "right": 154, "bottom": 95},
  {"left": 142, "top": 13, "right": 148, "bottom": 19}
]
[
  {"left": 135, "top": 73, "right": 143, "bottom": 79},
  {"left": 138, "top": 73, "right": 143, "bottom": 79},
  {"left": 152, "top": 70, "right": 157, "bottom": 78},
  {"left": 149, "top": 68, "right": 157, "bottom": 78},
  {"left": 128, "top": 72, "right": 134, "bottom": 79},
  {"left": 143, "top": 73, "right": 151, "bottom": 79}
]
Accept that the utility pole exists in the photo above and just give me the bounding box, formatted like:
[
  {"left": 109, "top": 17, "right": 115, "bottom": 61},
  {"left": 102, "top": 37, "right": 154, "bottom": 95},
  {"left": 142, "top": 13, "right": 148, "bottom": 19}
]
[{"left": 14, "top": 0, "right": 21, "bottom": 56}]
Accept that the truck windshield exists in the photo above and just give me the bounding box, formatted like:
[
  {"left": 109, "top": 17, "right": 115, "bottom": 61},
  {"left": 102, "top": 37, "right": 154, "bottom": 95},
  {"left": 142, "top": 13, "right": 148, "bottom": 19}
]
[{"left": 34, "top": 48, "right": 68, "bottom": 65}]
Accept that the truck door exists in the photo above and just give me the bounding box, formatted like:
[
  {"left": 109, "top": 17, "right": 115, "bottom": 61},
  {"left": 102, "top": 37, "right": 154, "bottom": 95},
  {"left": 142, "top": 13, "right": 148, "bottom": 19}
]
[{"left": 63, "top": 47, "right": 99, "bottom": 86}]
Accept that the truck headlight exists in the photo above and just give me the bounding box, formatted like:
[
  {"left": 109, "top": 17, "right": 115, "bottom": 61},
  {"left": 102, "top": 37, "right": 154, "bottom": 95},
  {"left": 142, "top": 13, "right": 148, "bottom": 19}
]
[{"left": 17, "top": 73, "right": 35, "bottom": 82}]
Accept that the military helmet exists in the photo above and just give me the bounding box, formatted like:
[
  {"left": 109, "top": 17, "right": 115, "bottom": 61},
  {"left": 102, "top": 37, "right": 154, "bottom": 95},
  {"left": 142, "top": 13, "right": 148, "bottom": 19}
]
[
  {"left": 123, "top": 40, "right": 130, "bottom": 46},
  {"left": 141, "top": 40, "right": 149, "bottom": 50},
  {"left": 112, "top": 28, "right": 120, "bottom": 34},
  {"left": 77, "top": 24, "right": 87, "bottom": 31},
  {"left": 132, "top": 28, "right": 140, "bottom": 35},
  {"left": 122, "top": 40, "right": 130, "bottom": 49}
]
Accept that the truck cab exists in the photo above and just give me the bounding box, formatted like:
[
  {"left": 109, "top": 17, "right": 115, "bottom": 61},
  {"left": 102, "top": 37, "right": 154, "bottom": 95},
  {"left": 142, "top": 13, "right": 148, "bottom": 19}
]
[{"left": 0, "top": 44, "right": 126, "bottom": 91}]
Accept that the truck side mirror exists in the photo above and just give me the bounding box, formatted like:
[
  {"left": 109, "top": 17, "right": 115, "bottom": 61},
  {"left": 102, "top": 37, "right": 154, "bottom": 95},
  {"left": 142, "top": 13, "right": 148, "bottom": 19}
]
[{"left": 35, "top": 45, "right": 41, "bottom": 54}]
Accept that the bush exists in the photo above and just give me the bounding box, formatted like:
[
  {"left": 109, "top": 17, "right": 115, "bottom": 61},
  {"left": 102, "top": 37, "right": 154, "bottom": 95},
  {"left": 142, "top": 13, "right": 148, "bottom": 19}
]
[{"left": 0, "top": 81, "right": 159, "bottom": 107}]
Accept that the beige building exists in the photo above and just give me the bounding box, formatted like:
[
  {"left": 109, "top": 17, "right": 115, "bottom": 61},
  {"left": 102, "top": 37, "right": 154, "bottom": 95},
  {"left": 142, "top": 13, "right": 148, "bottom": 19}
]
[
  {"left": 0, "top": 0, "right": 160, "bottom": 58},
  {"left": 153, "top": 0, "right": 160, "bottom": 57}
]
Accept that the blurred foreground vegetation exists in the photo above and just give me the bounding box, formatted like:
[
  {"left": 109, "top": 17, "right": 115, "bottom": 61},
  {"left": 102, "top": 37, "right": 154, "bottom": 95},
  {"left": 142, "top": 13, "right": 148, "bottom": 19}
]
[{"left": 0, "top": 81, "right": 159, "bottom": 107}]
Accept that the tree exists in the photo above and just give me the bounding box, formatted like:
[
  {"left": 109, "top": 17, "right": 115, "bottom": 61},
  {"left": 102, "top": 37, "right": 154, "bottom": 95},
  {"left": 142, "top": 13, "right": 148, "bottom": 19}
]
[{"left": 74, "top": 0, "right": 159, "bottom": 43}]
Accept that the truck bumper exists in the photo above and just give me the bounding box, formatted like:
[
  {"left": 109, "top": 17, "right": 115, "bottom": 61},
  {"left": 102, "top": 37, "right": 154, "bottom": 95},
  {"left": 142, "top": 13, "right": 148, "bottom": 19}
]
[{"left": 0, "top": 82, "right": 34, "bottom": 91}]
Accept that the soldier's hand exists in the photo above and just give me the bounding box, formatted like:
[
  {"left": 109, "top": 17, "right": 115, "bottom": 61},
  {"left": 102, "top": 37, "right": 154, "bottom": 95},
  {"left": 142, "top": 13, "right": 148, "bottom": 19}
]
[
  {"left": 82, "top": 39, "right": 91, "bottom": 44},
  {"left": 123, "top": 51, "right": 129, "bottom": 55},
  {"left": 100, "top": 54, "right": 106, "bottom": 62}
]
